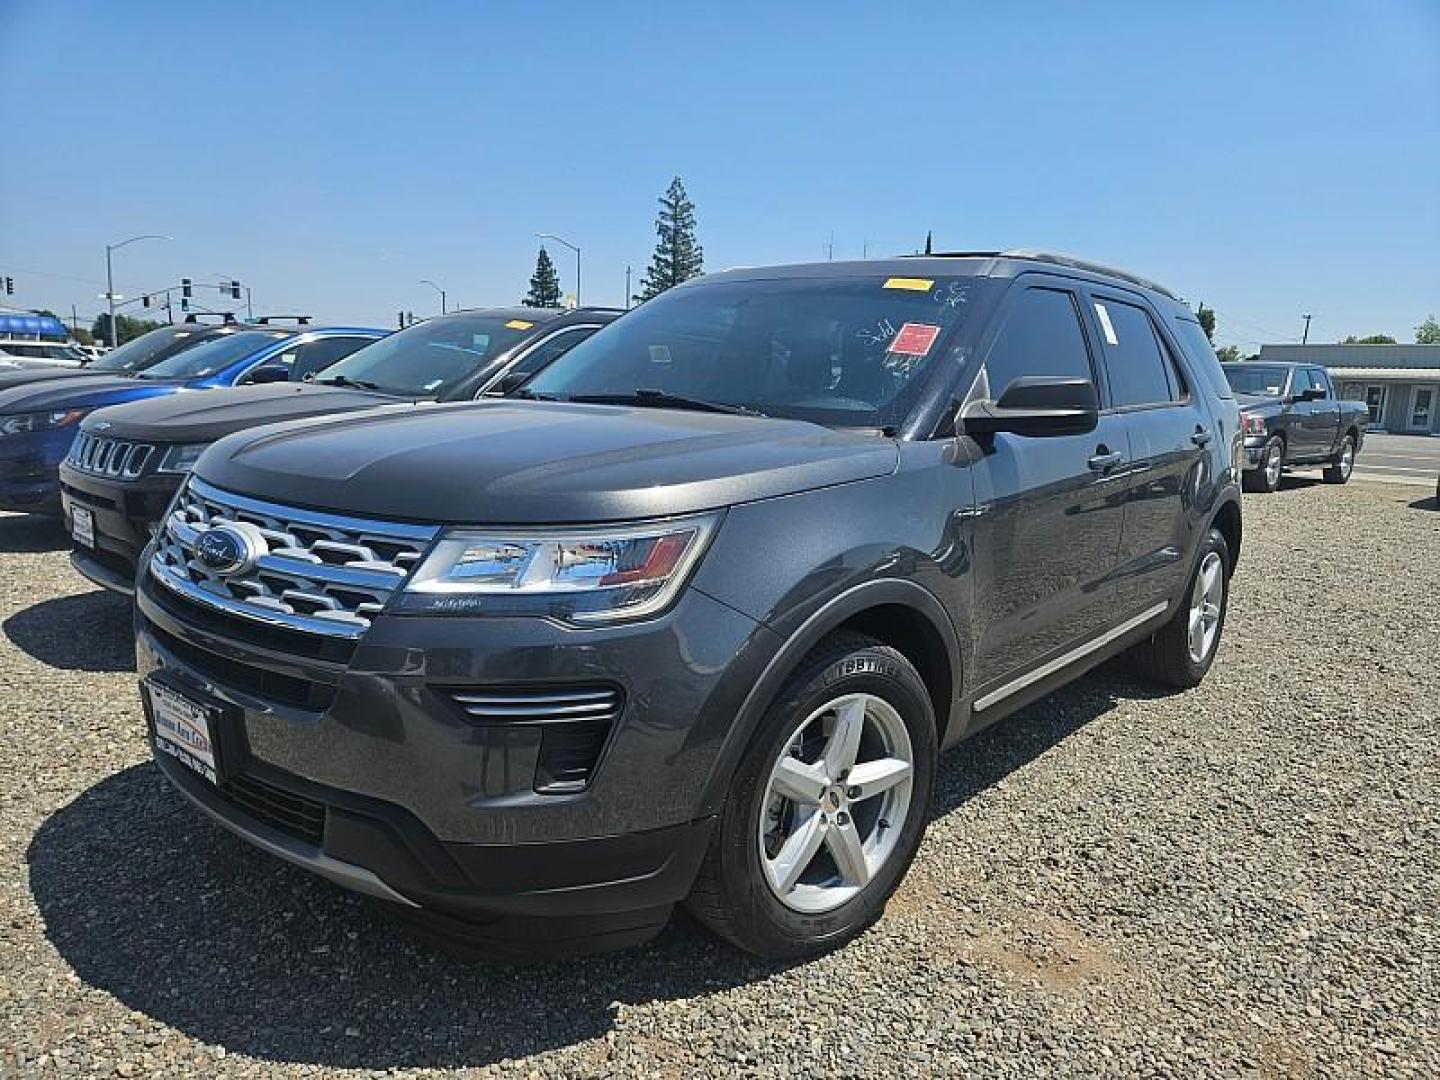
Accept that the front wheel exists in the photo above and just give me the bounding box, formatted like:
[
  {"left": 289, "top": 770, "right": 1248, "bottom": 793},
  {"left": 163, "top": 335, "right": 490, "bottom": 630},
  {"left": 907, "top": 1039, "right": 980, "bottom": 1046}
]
[
  {"left": 686, "top": 632, "right": 936, "bottom": 958},
  {"left": 1242, "top": 436, "right": 1284, "bottom": 493},
  {"left": 1124, "top": 527, "right": 1231, "bottom": 689},
  {"left": 1323, "top": 434, "right": 1356, "bottom": 484}
]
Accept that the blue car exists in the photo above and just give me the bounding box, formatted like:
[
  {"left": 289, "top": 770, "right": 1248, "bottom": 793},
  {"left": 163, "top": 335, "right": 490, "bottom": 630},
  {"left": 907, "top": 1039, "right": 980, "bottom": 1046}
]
[{"left": 0, "top": 323, "right": 385, "bottom": 514}]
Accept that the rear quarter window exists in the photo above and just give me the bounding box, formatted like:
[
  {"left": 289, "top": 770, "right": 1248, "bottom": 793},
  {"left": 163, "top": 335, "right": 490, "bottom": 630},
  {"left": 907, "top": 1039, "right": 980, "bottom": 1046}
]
[{"left": 1172, "top": 316, "right": 1234, "bottom": 400}]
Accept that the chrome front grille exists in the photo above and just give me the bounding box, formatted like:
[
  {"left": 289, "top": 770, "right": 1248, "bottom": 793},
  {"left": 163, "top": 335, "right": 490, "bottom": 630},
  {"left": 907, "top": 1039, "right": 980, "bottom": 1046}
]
[
  {"left": 69, "top": 431, "right": 156, "bottom": 478},
  {"left": 449, "top": 686, "right": 623, "bottom": 722},
  {"left": 148, "top": 476, "right": 438, "bottom": 639}
]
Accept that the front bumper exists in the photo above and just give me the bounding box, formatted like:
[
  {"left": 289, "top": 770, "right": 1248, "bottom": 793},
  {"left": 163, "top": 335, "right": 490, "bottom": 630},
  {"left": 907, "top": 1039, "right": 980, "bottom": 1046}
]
[
  {"left": 0, "top": 428, "right": 74, "bottom": 513},
  {"left": 60, "top": 462, "right": 182, "bottom": 592},
  {"left": 135, "top": 569, "right": 779, "bottom": 917}
]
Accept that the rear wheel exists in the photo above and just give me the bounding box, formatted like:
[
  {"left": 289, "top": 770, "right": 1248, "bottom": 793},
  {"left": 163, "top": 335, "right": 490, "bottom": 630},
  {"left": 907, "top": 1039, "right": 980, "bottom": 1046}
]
[
  {"left": 1243, "top": 436, "right": 1284, "bottom": 493},
  {"left": 1323, "top": 434, "right": 1355, "bottom": 484},
  {"left": 1125, "top": 527, "right": 1231, "bottom": 689},
  {"left": 686, "top": 632, "right": 936, "bottom": 958}
]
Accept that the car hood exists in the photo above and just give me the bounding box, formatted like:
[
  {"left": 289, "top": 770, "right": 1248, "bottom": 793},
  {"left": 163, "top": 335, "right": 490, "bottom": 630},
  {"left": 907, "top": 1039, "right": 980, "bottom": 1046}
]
[
  {"left": 81, "top": 382, "right": 403, "bottom": 444},
  {"left": 0, "top": 367, "right": 101, "bottom": 394},
  {"left": 0, "top": 375, "right": 182, "bottom": 414},
  {"left": 1234, "top": 393, "right": 1283, "bottom": 411},
  {"left": 196, "top": 400, "right": 899, "bottom": 524}
]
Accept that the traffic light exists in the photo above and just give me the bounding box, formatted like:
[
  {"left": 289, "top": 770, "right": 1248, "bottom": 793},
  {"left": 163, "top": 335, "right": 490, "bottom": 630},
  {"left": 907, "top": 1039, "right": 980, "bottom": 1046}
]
[
  {"left": 398, "top": 311, "right": 405, "bottom": 328},
  {"left": 3, "top": 277, "right": 12, "bottom": 295},
  {"left": 142, "top": 294, "right": 150, "bottom": 308},
  {"left": 230, "top": 280, "right": 242, "bottom": 300},
  {"left": 181, "top": 278, "right": 192, "bottom": 299}
]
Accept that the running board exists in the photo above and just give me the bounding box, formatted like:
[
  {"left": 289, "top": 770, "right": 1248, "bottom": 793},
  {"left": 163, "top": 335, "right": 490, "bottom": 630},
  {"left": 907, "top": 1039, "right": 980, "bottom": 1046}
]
[{"left": 972, "top": 602, "right": 1169, "bottom": 712}]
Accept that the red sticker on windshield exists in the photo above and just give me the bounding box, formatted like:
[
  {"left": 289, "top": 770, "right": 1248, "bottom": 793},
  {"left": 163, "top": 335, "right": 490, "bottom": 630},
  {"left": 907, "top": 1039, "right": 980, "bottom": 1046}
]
[{"left": 889, "top": 322, "right": 941, "bottom": 356}]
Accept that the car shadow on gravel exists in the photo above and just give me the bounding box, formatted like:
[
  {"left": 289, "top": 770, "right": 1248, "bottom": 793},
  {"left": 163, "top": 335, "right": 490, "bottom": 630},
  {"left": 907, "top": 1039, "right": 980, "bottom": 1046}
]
[
  {"left": 27, "top": 666, "right": 1155, "bottom": 1071},
  {"left": 3, "top": 590, "right": 135, "bottom": 672},
  {"left": 0, "top": 512, "right": 68, "bottom": 552}
]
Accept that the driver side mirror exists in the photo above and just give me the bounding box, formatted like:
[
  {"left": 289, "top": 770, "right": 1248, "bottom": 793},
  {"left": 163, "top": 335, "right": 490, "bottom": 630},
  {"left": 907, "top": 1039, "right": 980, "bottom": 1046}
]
[
  {"left": 494, "top": 369, "right": 530, "bottom": 395},
  {"left": 960, "top": 376, "right": 1100, "bottom": 438},
  {"left": 247, "top": 363, "right": 291, "bottom": 385},
  {"left": 1296, "top": 387, "right": 1327, "bottom": 402}
]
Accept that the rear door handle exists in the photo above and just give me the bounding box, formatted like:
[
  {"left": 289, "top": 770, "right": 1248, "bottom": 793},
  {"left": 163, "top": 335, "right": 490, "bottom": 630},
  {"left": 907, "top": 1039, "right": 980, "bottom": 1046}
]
[
  {"left": 1191, "top": 429, "right": 1213, "bottom": 447},
  {"left": 1088, "top": 450, "right": 1124, "bottom": 472}
]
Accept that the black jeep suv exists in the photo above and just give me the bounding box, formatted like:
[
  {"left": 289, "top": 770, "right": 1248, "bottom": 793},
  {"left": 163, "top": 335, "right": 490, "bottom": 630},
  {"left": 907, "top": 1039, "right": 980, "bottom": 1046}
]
[
  {"left": 135, "top": 252, "right": 1242, "bottom": 959},
  {"left": 63, "top": 307, "right": 617, "bottom": 594}
]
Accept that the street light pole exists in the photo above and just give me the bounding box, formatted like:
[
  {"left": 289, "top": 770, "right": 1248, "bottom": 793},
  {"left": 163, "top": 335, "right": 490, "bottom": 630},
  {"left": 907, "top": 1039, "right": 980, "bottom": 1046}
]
[
  {"left": 104, "top": 234, "right": 171, "bottom": 346},
  {"left": 1301, "top": 313, "right": 1313, "bottom": 345},
  {"left": 419, "top": 279, "right": 447, "bottom": 314},
  {"left": 535, "top": 233, "right": 580, "bottom": 306}
]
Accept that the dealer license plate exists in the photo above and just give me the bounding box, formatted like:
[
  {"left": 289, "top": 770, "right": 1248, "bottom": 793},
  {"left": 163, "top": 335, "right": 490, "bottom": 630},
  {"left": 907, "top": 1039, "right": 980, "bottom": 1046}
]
[
  {"left": 149, "top": 680, "right": 221, "bottom": 785},
  {"left": 71, "top": 506, "right": 94, "bottom": 547}
]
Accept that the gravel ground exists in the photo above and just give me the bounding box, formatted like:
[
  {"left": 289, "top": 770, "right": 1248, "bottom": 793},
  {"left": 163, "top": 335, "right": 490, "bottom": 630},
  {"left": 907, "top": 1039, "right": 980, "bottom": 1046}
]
[{"left": 1, "top": 479, "right": 1437, "bottom": 1078}]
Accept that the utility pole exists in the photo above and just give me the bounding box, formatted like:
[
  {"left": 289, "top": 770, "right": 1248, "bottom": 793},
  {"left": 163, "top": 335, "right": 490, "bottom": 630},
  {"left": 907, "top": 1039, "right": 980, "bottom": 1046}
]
[
  {"left": 419, "top": 279, "right": 447, "bottom": 314},
  {"left": 536, "top": 233, "right": 581, "bottom": 306},
  {"left": 826, "top": 232, "right": 834, "bottom": 260},
  {"left": 625, "top": 265, "right": 632, "bottom": 310},
  {"left": 104, "top": 233, "right": 170, "bottom": 346},
  {"left": 1302, "top": 314, "right": 1313, "bottom": 344}
]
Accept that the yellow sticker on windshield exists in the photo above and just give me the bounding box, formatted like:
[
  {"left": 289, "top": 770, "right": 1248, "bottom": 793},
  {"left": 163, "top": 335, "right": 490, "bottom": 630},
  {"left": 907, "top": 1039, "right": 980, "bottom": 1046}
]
[
  {"left": 883, "top": 277, "right": 933, "bottom": 291},
  {"left": 505, "top": 319, "right": 535, "bottom": 330}
]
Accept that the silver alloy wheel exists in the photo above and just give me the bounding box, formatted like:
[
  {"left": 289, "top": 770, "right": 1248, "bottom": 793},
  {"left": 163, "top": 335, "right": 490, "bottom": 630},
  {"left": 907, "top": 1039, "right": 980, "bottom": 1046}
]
[
  {"left": 758, "top": 693, "right": 915, "bottom": 914},
  {"left": 1188, "top": 551, "right": 1225, "bottom": 664},
  {"left": 1265, "top": 441, "right": 1283, "bottom": 488},
  {"left": 1339, "top": 438, "right": 1354, "bottom": 478}
]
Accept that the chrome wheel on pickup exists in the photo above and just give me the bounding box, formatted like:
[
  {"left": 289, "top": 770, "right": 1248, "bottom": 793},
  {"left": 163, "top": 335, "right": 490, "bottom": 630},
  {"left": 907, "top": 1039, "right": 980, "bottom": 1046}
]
[{"left": 1323, "top": 435, "right": 1356, "bottom": 485}]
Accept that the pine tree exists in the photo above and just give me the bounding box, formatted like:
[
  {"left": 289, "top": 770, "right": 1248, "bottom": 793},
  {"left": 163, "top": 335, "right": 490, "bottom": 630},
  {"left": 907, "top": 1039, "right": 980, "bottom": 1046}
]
[
  {"left": 635, "top": 177, "right": 704, "bottom": 303},
  {"left": 523, "top": 246, "right": 563, "bottom": 307},
  {"left": 923, "top": 230, "right": 933, "bottom": 255}
]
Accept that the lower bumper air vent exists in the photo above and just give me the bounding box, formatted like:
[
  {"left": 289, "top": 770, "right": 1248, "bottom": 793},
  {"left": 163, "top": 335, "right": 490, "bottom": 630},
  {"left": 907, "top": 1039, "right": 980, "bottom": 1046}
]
[{"left": 447, "top": 686, "right": 622, "bottom": 794}]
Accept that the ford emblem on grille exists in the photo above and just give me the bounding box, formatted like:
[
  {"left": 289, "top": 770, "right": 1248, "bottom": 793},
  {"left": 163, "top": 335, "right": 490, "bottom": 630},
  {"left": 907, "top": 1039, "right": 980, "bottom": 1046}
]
[{"left": 194, "top": 522, "right": 265, "bottom": 576}]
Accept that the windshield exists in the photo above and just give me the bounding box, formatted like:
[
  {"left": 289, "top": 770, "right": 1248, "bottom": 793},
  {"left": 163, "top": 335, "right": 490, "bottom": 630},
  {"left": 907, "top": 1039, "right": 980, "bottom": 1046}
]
[
  {"left": 311, "top": 314, "right": 540, "bottom": 396},
  {"left": 89, "top": 326, "right": 215, "bottom": 373},
  {"left": 525, "top": 274, "right": 991, "bottom": 427},
  {"left": 1223, "top": 365, "right": 1291, "bottom": 397},
  {"left": 136, "top": 330, "right": 292, "bottom": 380}
]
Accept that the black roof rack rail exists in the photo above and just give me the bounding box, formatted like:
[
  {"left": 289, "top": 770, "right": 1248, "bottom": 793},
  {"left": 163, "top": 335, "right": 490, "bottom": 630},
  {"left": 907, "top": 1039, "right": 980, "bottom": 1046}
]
[
  {"left": 902, "top": 248, "right": 1177, "bottom": 299},
  {"left": 256, "top": 315, "right": 312, "bottom": 326},
  {"left": 999, "top": 249, "right": 1177, "bottom": 299},
  {"left": 182, "top": 312, "right": 239, "bottom": 324}
]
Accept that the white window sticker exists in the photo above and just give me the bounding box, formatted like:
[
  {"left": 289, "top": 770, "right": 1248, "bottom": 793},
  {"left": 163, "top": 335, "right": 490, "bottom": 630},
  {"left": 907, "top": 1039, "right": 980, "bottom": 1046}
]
[
  {"left": 648, "top": 344, "right": 673, "bottom": 365},
  {"left": 1094, "top": 302, "right": 1118, "bottom": 346}
]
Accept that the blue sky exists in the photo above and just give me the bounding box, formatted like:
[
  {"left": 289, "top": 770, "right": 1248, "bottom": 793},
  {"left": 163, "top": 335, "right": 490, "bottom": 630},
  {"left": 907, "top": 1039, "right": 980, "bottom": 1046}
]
[{"left": 2, "top": 1, "right": 1437, "bottom": 349}]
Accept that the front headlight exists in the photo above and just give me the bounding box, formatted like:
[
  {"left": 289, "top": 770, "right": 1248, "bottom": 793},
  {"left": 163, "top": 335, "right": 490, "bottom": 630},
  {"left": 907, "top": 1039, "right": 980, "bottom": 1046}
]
[
  {"left": 158, "top": 443, "right": 212, "bottom": 474},
  {"left": 0, "top": 409, "right": 87, "bottom": 438},
  {"left": 393, "top": 514, "right": 720, "bottom": 623}
]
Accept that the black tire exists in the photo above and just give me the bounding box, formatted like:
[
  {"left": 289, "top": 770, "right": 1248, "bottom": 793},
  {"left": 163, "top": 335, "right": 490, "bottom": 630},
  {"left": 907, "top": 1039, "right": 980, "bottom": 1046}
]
[
  {"left": 685, "top": 631, "right": 937, "bottom": 959},
  {"left": 1242, "top": 436, "right": 1284, "bottom": 493},
  {"left": 1125, "top": 527, "right": 1231, "bottom": 689},
  {"left": 1322, "top": 434, "right": 1356, "bottom": 484}
]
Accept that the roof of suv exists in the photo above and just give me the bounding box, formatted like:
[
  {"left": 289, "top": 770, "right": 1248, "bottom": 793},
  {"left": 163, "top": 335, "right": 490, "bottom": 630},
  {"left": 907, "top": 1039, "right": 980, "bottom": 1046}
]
[{"left": 705, "top": 251, "right": 1185, "bottom": 308}]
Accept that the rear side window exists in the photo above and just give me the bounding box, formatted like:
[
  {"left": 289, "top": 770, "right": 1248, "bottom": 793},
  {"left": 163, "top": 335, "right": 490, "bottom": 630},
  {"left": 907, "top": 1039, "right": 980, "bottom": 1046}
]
[
  {"left": 1172, "top": 317, "right": 1233, "bottom": 399},
  {"left": 983, "top": 287, "right": 1094, "bottom": 398},
  {"left": 1094, "top": 299, "right": 1177, "bottom": 407}
]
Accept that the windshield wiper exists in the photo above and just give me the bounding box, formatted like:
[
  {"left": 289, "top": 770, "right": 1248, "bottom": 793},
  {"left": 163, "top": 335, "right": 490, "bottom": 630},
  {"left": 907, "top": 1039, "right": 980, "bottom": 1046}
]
[
  {"left": 566, "top": 389, "right": 767, "bottom": 417},
  {"left": 315, "top": 374, "right": 385, "bottom": 391}
]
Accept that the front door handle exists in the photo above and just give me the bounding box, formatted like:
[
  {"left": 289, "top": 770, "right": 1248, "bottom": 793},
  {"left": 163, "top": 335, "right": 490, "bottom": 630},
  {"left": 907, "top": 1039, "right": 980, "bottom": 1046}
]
[
  {"left": 1191, "top": 429, "right": 1213, "bottom": 447},
  {"left": 1088, "top": 450, "right": 1124, "bottom": 472}
]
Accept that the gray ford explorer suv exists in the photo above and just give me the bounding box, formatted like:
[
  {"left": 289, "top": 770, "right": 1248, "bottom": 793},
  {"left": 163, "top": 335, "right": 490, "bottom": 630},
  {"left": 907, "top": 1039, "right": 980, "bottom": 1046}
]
[{"left": 135, "top": 251, "right": 1243, "bottom": 959}]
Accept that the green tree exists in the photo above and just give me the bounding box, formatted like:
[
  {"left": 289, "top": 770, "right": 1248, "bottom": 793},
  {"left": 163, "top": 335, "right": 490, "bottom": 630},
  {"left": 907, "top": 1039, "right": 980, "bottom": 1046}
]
[
  {"left": 634, "top": 176, "right": 703, "bottom": 303},
  {"left": 1195, "top": 303, "right": 1216, "bottom": 343},
  {"left": 92, "top": 313, "right": 161, "bottom": 346},
  {"left": 523, "top": 246, "right": 563, "bottom": 308},
  {"left": 1340, "top": 334, "right": 1396, "bottom": 344},
  {"left": 1416, "top": 315, "right": 1440, "bottom": 344},
  {"left": 1215, "top": 344, "right": 1242, "bottom": 363}
]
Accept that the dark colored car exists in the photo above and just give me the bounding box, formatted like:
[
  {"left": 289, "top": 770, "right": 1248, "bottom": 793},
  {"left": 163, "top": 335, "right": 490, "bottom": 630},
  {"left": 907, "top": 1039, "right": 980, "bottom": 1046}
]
[
  {"left": 62, "top": 307, "right": 617, "bottom": 594},
  {"left": 0, "top": 322, "right": 243, "bottom": 394},
  {"left": 134, "top": 251, "right": 1242, "bottom": 959},
  {"left": 1223, "top": 361, "right": 1368, "bottom": 492},
  {"left": 1, "top": 324, "right": 383, "bottom": 515}
]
